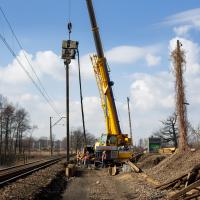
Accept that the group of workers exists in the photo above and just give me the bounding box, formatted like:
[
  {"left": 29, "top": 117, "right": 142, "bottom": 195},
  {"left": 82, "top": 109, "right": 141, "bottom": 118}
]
[
  {"left": 76, "top": 151, "right": 89, "bottom": 167},
  {"left": 76, "top": 150, "right": 107, "bottom": 168}
]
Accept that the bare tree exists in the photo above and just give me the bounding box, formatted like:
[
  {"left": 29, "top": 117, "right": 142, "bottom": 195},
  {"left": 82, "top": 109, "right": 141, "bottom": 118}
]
[
  {"left": 62, "top": 128, "right": 96, "bottom": 153},
  {"left": 187, "top": 124, "right": 200, "bottom": 148},
  {"left": 3, "top": 104, "right": 15, "bottom": 157},
  {"left": 0, "top": 94, "right": 32, "bottom": 165},
  {"left": 154, "top": 113, "right": 178, "bottom": 148}
]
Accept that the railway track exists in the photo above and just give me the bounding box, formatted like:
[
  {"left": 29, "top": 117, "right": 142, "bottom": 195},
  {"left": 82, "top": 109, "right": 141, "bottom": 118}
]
[{"left": 0, "top": 156, "right": 65, "bottom": 187}]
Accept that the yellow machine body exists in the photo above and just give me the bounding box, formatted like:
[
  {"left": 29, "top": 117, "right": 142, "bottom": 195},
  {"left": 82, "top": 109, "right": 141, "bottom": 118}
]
[{"left": 86, "top": 0, "right": 133, "bottom": 161}]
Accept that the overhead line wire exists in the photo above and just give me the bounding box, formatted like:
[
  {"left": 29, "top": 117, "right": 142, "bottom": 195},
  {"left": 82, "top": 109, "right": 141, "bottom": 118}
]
[
  {"left": 0, "top": 33, "right": 61, "bottom": 117},
  {"left": 0, "top": 6, "right": 61, "bottom": 117}
]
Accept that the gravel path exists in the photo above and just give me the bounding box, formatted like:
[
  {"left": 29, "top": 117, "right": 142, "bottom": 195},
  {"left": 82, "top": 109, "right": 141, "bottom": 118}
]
[{"left": 62, "top": 168, "right": 167, "bottom": 200}]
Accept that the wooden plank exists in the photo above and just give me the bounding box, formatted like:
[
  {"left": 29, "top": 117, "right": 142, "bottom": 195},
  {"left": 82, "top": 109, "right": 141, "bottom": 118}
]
[
  {"left": 157, "top": 163, "right": 200, "bottom": 190},
  {"left": 140, "top": 172, "right": 160, "bottom": 186},
  {"left": 185, "top": 172, "right": 191, "bottom": 188},
  {"left": 183, "top": 191, "right": 200, "bottom": 200},
  {"left": 126, "top": 161, "right": 142, "bottom": 173},
  {"left": 65, "top": 164, "right": 76, "bottom": 178},
  {"left": 108, "top": 165, "right": 117, "bottom": 176},
  {"left": 170, "top": 179, "right": 200, "bottom": 200},
  {"left": 156, "top": 173, "right": 187, "bottom": 189}
]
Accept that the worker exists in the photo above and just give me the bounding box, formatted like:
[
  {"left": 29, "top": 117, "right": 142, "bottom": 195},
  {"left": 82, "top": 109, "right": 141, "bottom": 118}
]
[
  {"left": 101, "top": 151, "right": 106, "bottom": 168},
  {"left": 83, "top": 151, "right": 89, "bottom": 168},
  {"left": 76, "top": 151, "right": 81, "bottom": 166}
]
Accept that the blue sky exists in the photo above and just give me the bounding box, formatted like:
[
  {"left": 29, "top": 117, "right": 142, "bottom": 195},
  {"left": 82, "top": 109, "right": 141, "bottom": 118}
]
[
  {"left": 0, "top": 0, "right": 199, "bottom": 55},
  {"left": 0, "top": 0, "right": 200, "bottom": 143}
]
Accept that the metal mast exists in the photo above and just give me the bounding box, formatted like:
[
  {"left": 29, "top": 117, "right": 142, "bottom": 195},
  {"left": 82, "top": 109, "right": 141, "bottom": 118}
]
[{"left": 86, "top": 0, "right": 121, "bottom": 135}]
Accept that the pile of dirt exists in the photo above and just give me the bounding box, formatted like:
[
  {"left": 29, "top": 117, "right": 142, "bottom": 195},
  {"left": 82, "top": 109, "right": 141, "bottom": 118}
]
[
  {"left": 137, "top": 153, "right": 167, "bottom": 170},
  {"left": 146, "top": 149, "right": 200, "bottom": 184}
]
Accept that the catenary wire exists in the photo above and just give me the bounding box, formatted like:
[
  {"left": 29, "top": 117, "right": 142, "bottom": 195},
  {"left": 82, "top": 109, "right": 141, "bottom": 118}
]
[
  {"left": 0, "top": 33, "right": 61, "bottom": 117},
  {"left": 0, "top": 5, "right": 60, "bottom": 117}
]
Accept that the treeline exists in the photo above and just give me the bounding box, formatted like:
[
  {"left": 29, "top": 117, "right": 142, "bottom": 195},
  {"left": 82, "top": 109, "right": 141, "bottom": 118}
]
[
  {"left": 62, "top": 128, "right": 96, "bottom": 153},
  {"left": 0, "top": 94, "right": 32, "bottom": 165},
  {"left": 138, "top": 112, "right": 200, "bottom": 149}
]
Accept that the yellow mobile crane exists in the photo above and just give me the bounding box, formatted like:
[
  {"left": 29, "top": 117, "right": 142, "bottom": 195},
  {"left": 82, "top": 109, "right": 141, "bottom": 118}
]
[{"left": 86, "top": 0, "right": 133, "bottom": 162}]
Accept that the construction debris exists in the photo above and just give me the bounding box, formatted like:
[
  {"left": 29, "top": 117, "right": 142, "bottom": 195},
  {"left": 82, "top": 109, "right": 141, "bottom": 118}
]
[
  {"left": 154, "top": 163, "right": 200, "bottom": 199},
  {"left": 125, "top": 160, "right": 142, "bottom": 173}
]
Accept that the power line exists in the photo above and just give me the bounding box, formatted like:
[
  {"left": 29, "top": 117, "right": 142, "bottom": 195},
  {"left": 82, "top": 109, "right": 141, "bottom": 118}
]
[
  {"left": 0, "top": 5, "right": 61, "bottom": 117},
  {"left": 0, "top": 33, "right": 61, "bottom": 117}
]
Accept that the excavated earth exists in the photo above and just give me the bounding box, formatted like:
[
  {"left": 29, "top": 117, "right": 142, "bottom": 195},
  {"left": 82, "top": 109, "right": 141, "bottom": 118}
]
[{"left": 145, "top": 150, "right": 200, "bottom": 184}]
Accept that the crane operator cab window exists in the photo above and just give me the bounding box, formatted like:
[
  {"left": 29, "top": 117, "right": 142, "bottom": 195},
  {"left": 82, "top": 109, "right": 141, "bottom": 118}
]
[
  {"left": 107, "top": 135, "right": 117, "bottom": 145},
  {"left": 99, "top": 134, "right": 118, "bottom": 146},
  {"left": 99, "top": 134, "right": 107, "bottom": 145}
]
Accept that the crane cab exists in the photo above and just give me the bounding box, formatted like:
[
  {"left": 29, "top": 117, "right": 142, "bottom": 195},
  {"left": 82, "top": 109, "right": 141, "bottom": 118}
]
[{"left": 94, "top": 134, "right": 134, "bottom": 164}]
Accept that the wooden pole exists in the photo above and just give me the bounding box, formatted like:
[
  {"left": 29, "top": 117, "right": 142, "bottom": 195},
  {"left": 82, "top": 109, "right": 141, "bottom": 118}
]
[{"left": 172, "top": 40, "right": 189, "bottom": 152}]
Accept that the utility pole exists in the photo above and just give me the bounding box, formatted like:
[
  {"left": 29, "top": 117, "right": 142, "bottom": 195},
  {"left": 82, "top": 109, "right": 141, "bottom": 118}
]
[
  {"left": 172, "top": 40, "right": 189, "bottom": 152},
  {"left": 127, "top": 97, "right": 133, "bottom": 145},
  {"left": 65, "top": 59, "right": 70, "bottom": 161},
  {"left": 62, "top": 22, "right": 78, "bottom": 162},
  {"left": 50, "top": 117, "right": 53, "bottom": 156},
  {"left": 50, "top": 116, "right": 66, "bottom": 156}
]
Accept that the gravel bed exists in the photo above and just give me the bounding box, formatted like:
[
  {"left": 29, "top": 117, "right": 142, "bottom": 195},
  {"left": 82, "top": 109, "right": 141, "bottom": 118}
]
[
  {"left": 116, "top": 173, "right": 167, "bottom": 200},
  {"left": 0, "top": 161, "right": 67, "bottom": 200}
]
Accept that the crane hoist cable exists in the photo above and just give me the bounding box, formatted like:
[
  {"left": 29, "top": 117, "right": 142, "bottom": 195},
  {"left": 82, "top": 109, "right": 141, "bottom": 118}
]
[{"left": 77, "top": 48, "right": 87, "bottom": 145}]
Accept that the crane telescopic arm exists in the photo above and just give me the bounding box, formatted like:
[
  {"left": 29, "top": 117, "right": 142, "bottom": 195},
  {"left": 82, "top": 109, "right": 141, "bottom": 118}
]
[{"left": 86, "top": 0, "right": 122, "bottom": 136}]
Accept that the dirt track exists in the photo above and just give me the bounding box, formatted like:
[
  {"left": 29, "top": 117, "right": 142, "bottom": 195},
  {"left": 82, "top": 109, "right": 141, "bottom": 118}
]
[{"left": 62, "top": 168, "right": 166, "bottom": 200}]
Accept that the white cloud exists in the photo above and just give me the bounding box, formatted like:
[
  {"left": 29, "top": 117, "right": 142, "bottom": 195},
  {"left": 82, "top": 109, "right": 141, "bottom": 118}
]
[
  {"left": 173, "top": 25, "right": 192, "bottom": 36},
  {"left": 164, "top": 8, "right": 200, "bottom": 27},
  {"left": 34, "top": 51, "right": 64, "bottom": 80},
  {"left": 0, "top": 50, "right": 64, "bottom": 84},
  {"left": 0, "top": 50, "right": 95, "bottom": 85},
  {"left": 0, "top": 43, "right": 162, "bottom": 87},
  {"left": 106, "top": 45, "right": 161, "bottom": 67},
  {"left": 0, "top": 51, "right": 30, "bottom": 83},
  {"left": 70, "top": 53, "right": 94, "bottom": 80},
  {"left": 163, "top": 8, "right": 200, "bottom": 36},
  {"left": 130, "top": 72, "right": 174, "bottom": 111},
  {"left": 145, "top": 54, "right": 161, "bottom": 67}
]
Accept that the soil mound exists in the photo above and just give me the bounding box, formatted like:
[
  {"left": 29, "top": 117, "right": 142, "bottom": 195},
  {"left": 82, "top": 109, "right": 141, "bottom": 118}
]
[
  {"left": 146, "top": 149, "right": 200, "bottom": 184},
  {"left": 137, "top": 153, "right": 167, "bottom": 170}
]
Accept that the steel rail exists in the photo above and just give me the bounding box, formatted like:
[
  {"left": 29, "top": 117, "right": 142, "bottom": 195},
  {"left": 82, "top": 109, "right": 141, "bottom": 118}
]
[{"left": 0, "top": 156, "right": 65, "bottom": 187}]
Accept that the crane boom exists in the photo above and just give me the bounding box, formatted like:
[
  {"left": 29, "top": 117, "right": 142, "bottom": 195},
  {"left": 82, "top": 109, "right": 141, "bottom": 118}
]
[{"left": 86, "top": 0, "right": 121, "bottom": 136}]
